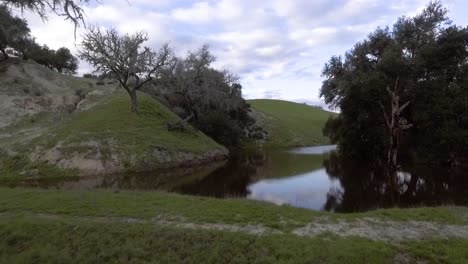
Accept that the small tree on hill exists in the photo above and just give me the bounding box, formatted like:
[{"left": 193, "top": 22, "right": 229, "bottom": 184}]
[
  {"left": 28, "top": 44, "right": 54, "bottom": 68},
  {"left": 79, "top": 26, "right": 173, "bottom": 112}
]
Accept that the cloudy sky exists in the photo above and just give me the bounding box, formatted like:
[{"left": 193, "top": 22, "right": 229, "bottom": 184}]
[{"left": 19, "top": 0, "right": 468, "bottom": 107}]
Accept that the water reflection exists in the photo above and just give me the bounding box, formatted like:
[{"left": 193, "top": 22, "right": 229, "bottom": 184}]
[
  {"left": 247, "top": 168, "right": 341, "bottom": 210},
  {"left": 323, "top": 152, "right": 468, "bottom": 212},
  {"left": 288, "top": 145, "right": 337, "bottom": 155},
  {"left": 10, "top": 145, "right": 468, "bottom": 212}
]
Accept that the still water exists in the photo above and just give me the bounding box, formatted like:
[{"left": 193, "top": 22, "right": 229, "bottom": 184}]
[{"left": 17, "top": 145, "right": 468, "bottom": 212}]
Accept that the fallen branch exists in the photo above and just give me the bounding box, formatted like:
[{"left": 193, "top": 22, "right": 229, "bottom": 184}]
[{"left": 167, "top": 114, "right": 194, "bottom": 131}]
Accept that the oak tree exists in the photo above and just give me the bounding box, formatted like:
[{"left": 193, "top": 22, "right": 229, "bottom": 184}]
[{"left": 79, "top": 26, "right": 173, "bottom": 112}]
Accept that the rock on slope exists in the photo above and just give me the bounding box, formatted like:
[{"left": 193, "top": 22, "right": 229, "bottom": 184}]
[{"left": 0, "top": 59, "right": 227, "bottom": 177}]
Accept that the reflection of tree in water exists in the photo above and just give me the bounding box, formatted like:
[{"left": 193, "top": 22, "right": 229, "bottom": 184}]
[
  {"left": 20, "top": 149, "right": 272, "bottom": 197},
  {"left": 173, "top": 149, "right": 270, "bottom": 198},
  {"left": 323, "top": 152, "right": 468, "bottom": 213}
]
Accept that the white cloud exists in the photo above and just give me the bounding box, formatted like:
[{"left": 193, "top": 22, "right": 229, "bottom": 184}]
[{"left": 255, "top": 45, "right": 283, "bottom": 57}]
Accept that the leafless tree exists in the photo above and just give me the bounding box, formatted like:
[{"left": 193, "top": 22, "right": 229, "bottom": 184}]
[
  {"left": 79, "top": 26, "right": 173, "bottom": 112},
  {"left": 379, "top": 76, "right": 412, "bottom": 185},
  {"left": 157, "top": 44, "right": 242, "bottom": 119}
]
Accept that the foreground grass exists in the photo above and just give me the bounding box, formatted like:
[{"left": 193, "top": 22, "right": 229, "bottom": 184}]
[
  {"left": 1, "top": 188, "right": 467, "bottom": 228},
  {"left": 248, "top": 99, "right": 336, "bottom": 147},
  {"left": 1, "top": 215, "right": 400, "bottom": 264},
  {"left": 1, "top": 188, "right": 468, "bottom": 263}
]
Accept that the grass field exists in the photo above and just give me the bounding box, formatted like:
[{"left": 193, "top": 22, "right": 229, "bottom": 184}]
[
  {"left": 1, "top": 188, "right": 468, "bottom": 263},
  {"left": 248, "top": 99, "right": 336, "bottom": 147}
]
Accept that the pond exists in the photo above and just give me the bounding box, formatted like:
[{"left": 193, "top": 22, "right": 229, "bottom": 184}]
[{"left": 14, "top": 145, "right": 468, "bottom": 212}]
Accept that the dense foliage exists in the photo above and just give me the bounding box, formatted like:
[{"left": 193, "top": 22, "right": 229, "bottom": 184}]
[
  {"left": 0, "top": 5, "right": 78, "bottom": 73},
  {"left": 321, "top": 2, "right": 468, "bottom": 166},
  {"left": 0, "top": 5, "right": 29, "bottom": 59},
  {"left": 145, "top": 45, "right": 254, "bottom": 147}
]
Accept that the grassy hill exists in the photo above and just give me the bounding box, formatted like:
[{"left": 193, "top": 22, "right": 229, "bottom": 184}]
[
  {"left": 248, "top": 99, "right": 336, "bottom": 147},
  {"left": 0, "top": 59, "right": 227, "bottom": 179},
  {"left": 0, "top": 93, "right": 227, "bottom": 180},
  {"left": 40, "top": 92, "right": 224, "bottom": 155}
]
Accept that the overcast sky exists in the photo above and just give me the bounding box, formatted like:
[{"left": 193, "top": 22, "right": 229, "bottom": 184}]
[{"left": 19, "top": 0, "right": 468, "bottom": 107}]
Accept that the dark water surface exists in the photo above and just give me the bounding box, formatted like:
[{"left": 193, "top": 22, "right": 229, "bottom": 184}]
[{"left": 15, "top": 145, "right": 468, "bottom": 212}]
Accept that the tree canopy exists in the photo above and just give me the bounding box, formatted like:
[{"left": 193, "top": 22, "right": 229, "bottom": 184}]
[
  {"left": 149, "top": 44, "right": 251, "bottom": 146},
  {"left": 0, "top": 4, "right": 29, "bottom": 59},
  {"left": 0, "top": 5, "right": 78, "bottom": 74},
  {"left": 321, "top": 1, "right": 468, "bottom": 166}
]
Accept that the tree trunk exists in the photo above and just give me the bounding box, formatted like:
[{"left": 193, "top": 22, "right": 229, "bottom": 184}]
[
  {"left": 379, "top": 76, "right": 412, "bottom": 194},
  {"left": 387, "top": 116, "right": 399, "bottom": 175},
  {"left": 129, "top": 90, "right": 138, "bottom": 113}
]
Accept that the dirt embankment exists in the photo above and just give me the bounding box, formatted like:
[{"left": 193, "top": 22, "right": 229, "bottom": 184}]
[{"left": 36, "top": 143, "right": 228, "bottom": 176}]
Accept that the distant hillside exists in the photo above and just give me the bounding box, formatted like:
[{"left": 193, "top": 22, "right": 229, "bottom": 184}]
[
  {"left": 0, "top": 59, "right": 227, "bottom": 179},
  {"left": 248, "top": 99, "right": 336, "bottom": 147}
]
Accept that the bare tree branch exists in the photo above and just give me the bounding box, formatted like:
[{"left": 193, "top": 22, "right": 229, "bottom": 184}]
[
  {"left": 398, "top": 101, "right": 411, "bottom": 114},
  {"left": 2, "top": 0, "right": 93, "bottom": 36},
  {"left": 79, "top": 26, "right": 173, "bottom": 112},
  {"left": 378, "top": 101, "right": 391, "bottom": 128}
]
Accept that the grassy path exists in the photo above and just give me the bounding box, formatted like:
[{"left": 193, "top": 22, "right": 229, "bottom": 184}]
[
  {"left": 1, "top": 211, "right": 468, "bottom": 242},
  {"left": 1, "top": 188, "right": 468, "bottom": 263}
]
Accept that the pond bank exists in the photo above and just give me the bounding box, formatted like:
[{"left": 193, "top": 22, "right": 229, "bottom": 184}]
[
  {"left": 6, "top": 145, "right": 468, "bottom": 214},
  {"left": 1, "top": 188, "right": 467, "bottom": 263}
]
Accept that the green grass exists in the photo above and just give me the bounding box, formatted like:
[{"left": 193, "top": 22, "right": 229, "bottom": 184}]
[
  {"left": 0, "top": 187, "right": 319, "bottom": 229},
  {"left": 0, "top": 216, "right": 399, "bottom": 264},
  {"left": 1, "top": 188, "right": 467, "bottom": 263},
  {"left": 40, "top": 92, "right": 223, "bottom": 155},
  {"left": 1, "top": 188, "right": 467, "bottom": 229},
  {"left": 403, "top": 239, "right": 468, "bottom": 264},
  {"left": 0, "top": 152, "right": 79, "bottom": 184},
  {"left": 1, "top": 92, "right": 226, "bottom": 179},
  {"left": 248, "top": 99, "right": 336, "bottom": 147},
  {"left": 0, "top": 92, "right": 227, "bottom": 175}
]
